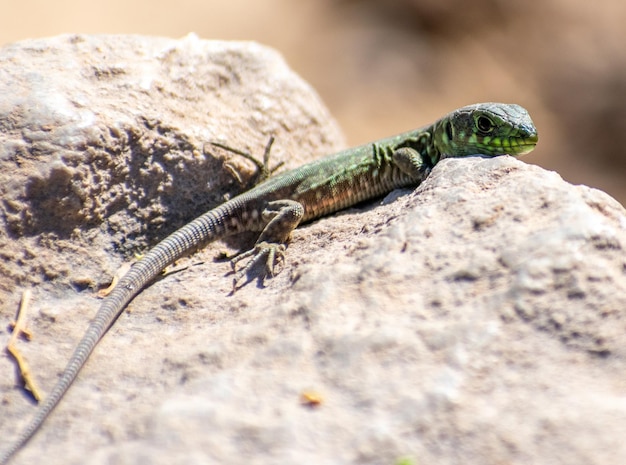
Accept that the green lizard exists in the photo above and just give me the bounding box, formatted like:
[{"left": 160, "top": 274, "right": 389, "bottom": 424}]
[{"left": 0, "top": 102, "right": 538, "bottom": 464}]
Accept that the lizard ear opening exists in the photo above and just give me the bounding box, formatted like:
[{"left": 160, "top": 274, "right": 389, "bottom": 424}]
[{"left": 445, "top": 120, "right": 454, "bottom": 141}]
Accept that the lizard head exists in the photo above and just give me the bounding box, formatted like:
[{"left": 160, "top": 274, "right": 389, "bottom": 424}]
[{"left": 433, "top": 103, "right": 538, "bottom": 159}]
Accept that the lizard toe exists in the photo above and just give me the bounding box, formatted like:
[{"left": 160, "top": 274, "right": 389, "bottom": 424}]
[{"left": 231, "top": 242, "right": 286, "bottom": 290}]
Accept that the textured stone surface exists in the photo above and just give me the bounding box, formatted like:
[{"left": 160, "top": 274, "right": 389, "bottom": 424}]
[
  {"left": 2, "top": 35, "right": 626, "bottom": 465},
  {"left": 0, "top": 33, "right": 344, "bottom": 297}
]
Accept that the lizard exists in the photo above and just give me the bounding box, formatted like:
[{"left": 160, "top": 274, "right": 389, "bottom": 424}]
[{"left": 0, "top": 102, "right": 538, "bottom": 464}]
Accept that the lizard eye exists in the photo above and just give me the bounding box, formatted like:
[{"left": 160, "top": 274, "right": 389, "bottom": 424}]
[{"left": 476, "top": 115, "right": 495, "bottom": 134}]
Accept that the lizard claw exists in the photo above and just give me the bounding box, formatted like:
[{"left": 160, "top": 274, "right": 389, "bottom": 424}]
[{"left": 231, "top": 242, "right": 286, "bottom": 290}]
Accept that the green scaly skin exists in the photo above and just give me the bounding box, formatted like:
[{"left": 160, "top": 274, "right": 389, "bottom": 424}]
[{"left": 1, "top": 102, "right": 537, "bottom": 464}]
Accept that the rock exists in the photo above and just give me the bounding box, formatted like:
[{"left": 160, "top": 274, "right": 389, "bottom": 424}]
[
  {"left": 2, "top": 34, "right": 626, "bottom": 465},
  {"left": 0, "top": 33, "right": 345, "bottom": 297}
]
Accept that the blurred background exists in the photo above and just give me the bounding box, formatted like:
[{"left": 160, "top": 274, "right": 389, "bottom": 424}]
[{"left": 2, "top": 0, "right": 625, "bottom": 203}]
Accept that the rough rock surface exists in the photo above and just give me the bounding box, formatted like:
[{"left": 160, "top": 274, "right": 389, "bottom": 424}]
[
  {"left": 2, "top": 35, "right": 626, "bottom": 465},
  {"left": 0, "top": 33, "right": 345, "bottom": 298}
]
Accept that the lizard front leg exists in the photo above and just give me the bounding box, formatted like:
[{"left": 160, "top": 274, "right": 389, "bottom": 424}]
[{"left": 231, "top": 199, "right": 304, "bottom": 288}]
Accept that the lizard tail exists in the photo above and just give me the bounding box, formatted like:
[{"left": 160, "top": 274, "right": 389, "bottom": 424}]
[{"left": 1, "top": 201, "right": 242, "bottom": 464}]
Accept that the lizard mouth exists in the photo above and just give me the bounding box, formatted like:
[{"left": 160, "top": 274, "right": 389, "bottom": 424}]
[
  {"left": 501, "top": 129, "right": 538, "bottom": 155},
  {"left": 513, "top": 135, "right": 539, "bottom": 155},
  {"left": 513, "top": 142, "right": 537, "bottom": 155}
]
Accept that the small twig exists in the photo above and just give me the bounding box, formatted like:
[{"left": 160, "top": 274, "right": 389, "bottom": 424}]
[
  {"left": 97, "top": 261, "right": 133, "bottom": 298},
  {"left": 161, "top": 260, "right": 206, "bottom": 277},
  {"left": 7, "top": 289, "right": 43, "bottom": 402}
]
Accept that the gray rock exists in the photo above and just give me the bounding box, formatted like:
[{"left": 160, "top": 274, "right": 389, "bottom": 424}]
[
  {"left": 0, "top": 33, "right": 345, "bottom": 296},
  {"left": 1, "top": 34, "right": 625, "bottom": 465}
]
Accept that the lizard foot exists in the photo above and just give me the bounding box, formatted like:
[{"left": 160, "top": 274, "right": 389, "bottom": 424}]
[
  {"left": 230, "top": 241, "right": 286, "bottom": 290},
  {"left": 208, "top": 136, "right": 284, "bottom": 187}
]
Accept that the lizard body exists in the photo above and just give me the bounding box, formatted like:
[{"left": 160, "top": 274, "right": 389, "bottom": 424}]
[{"left": 1, "top": 102, "right": 537, "bottom": 464}]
